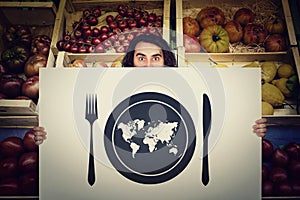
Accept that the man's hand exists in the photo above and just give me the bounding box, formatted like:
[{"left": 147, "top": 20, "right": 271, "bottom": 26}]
[{"left": 253, "top": 118, "right": 267, "bottom": 137}]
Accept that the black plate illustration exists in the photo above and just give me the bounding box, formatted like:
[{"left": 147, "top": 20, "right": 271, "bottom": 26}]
[{"left": 104, "top": 92, "right": 196, "bottom": 184}]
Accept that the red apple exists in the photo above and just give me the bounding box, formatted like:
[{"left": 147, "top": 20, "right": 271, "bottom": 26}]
[
  {"left": 243, "top": 23, "right": 268, "bottom": 46},
  {"left": 87, "top": 45, "right": 96, "bottom": 53},
  {"left": 92, "top": 7, "right": 101, "bottom": 17},
  {"left": 82, "top": 29, "right": 93, "bottom": 39},
  {"left": 106, "top": 15, "right": 115, "bottom": 24},
  {"left": 92, "top": 37, "right": 101, "bottom": 46},
  {"left": 115, "top": 45, "right": 126, "bottom": 53},
  {"left": 183, "top": 17, "right": 200, "bottom": 37},
  {"left": 0, "top": 177, "right": 21, "bottom": 195},
  {"left": 70, "top": 43, "right": 79, "bottom": 53},
  {"left": 264, "top": 34, "right": 287, "bottom": 52},
  {"left": 100, "top": 33, "right": 109, "bottom": 41},
  {"left": 108, "top": 21, "right": 118, "bottom": 30},
  {"left": 0, "top": 136, "right": 24, "bottom": 157},
  {"left": 234, "top": 8, "right": 255, "bottom": 27},
  {"left": 92, "top": 27, "right": 101, "bottom": 37},
  {"left": 18, "top": 152, "right": 38, "bottom": 172},
  {"left": 196, "top": 6, "right": 225, "bottom": 28},
  {"left": 272, "top": 148, "right": 289, "bottom": 167},
  {"left": 23, "top": 130, "right": 38, "bottom": 152},
  {"left": 102, "top": 39, "right": 113, "bottom": 48},
  {"left": 0, "top": 73, "right": 24, "bottom": 98},
  {"left": 78, "top": 45, "right": 88, "bottom": 53},
  {"left": 20, "top": 172, "right": 38, "bottom": 195},
  {"left": 224, "top": 20, "right": 243, "bottom": 43},
  {"left": 262, "top": 139, "right": 274, "bottom": 161},
  {"left": 95, "top": 44, "right": 105, "bottom": 53},
  {"left": 0, "top": 157, "right": 18, "bottom": 178}
]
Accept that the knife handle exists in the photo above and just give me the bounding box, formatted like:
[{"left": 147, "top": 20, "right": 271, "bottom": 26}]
[
  {"left": 88, "top": 152, "right": 95, "bottom": 185},
  {"left": 202, "top": 93, "right": 211, "bottom": 186},
  {"left": 202, "top": 154, "right": 209, "bottom": 185}
]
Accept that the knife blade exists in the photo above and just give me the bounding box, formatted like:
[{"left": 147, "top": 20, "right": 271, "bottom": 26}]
[{"left": 202, "top": 93, "right": 211, "bottom": 186}]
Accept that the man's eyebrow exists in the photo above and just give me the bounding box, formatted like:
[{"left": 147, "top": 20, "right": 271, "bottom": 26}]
[
  {"left": 151, "top": 53, "right": 162, "bottom": 57},
  {"left": 135, "top": 53, "right": 146, "bottom": 56}
]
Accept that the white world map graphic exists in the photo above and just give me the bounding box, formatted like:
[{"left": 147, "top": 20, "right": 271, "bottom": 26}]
[{"left": 118, "top": 119, "right": 179, "bottom": 158}]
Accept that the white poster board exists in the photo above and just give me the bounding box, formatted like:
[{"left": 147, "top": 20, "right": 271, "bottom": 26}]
[{"left": 39, "top": 68, "right": 261, "bottom": 200}]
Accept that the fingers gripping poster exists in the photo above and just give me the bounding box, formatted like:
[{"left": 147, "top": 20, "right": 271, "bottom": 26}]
[{"left": 39, "top": 68, "right": 261, "bottom": 200}]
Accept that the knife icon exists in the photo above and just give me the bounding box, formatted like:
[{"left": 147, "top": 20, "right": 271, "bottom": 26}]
[{"left": 202, "top": 93, "right": 211, "bottom": 186}]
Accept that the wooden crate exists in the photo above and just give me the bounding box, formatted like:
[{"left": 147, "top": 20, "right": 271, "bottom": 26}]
[
  {"left": 0, "top": 1, "right": 57, "bottom": 55},
  {"left": 0, "top": 128, "right": 39, "bottom": 197},
  {"left": 0, "top": 2, "right": 57, "bottom": 126},
  {"left": 174, "top": 0, "right": 300, "bottom": 119},
  {"left": 262, "top": 125, "right": 300, "bottom": 199},
  {"left": 50, "top": 0, "right": 171, "bottom": 55},
  {"left": 176, "top": 0, "right": 297, "bottom": 48},
  {"left": 56, "top": 51, "right": 128, "bottom": 68},
  {"left": 175, "top": 0, "right": 298, "bottom": 67}
]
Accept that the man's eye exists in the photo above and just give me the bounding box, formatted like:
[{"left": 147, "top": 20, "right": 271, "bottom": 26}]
[
  {"left": 138, "top": 57, "right": 145, "bottom": 61},
  {"left": 153, "top": 57, "right": 160, "bottom": 61}
]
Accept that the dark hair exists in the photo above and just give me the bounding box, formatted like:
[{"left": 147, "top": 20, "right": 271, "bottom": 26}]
[{"left": 122, "top": 34, "right": 177, "bottom": 67}]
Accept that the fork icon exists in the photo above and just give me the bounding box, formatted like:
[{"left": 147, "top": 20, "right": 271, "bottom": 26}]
[{"left": 85, "top": 93, "right": 98, "bottom": 186}]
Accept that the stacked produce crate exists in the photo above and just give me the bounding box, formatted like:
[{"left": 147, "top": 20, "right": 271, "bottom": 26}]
[
  {"left": 0, "top": 1, "right": 57, "bottom": 198},
  {"left": 175, "top": 0, "right": 300, "bottom": 199},
  {"left": 50, "top": 0, "right": 170, "bottom": 68}
]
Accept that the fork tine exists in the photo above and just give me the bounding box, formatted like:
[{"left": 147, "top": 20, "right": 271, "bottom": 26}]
[
  {"left": 89, "top": 94, "right": 91, "bottom": 115},
  {"left": 95, "top": 94, "right": 98, "bottom": 117},
  {"left": 85, "top": 94, "right": 88, "bottom": 117}
]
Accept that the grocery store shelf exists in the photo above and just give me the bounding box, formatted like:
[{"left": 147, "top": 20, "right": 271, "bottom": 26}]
[{"left": 265, "top": 115, "right": 300, "bottom": 126}]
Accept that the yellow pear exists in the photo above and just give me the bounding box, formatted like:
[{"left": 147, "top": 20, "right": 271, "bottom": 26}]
[{"left": 242, "top": 61, "right": 260, "bottom": 68}]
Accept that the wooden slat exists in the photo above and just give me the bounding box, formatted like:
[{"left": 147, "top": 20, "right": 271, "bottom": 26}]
[
  {"left": 70, "top": 0, "right": 164, "bottom": 11},
  {"left": 0, "top": 116, "right": 38, "bottom": 128},
  {"left": 50, "top": 0, "right": 68, "bottom": 55},
  {"left": 282, "top": 0, "right": 297, "bottom": 46},
  {"left": 184, "top": 52, "right": 289, "bottom": 63},
  {"left": 266, "top": 116, "right": 300, "bottom": 126},
  {"left": 0, "top": 100, "right": 37, "bottom": 116}
]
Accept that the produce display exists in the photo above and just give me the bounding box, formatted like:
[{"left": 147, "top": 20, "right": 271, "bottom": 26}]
[
  {"left": 0, "top": 130, "right": 38, "bottom": 196},
  {"left": 239, "top": 59, "right": 298, "bottom": 115},
  {"left": 182, "top": 2, "right": 288, "bottom": 53},
  {"left": 260, "top": 62, "right": 298, "bottom": 115},
  {"left": 262, "top": 138, "right": 300, "bottom": 196},
  {"left": 56, "top": 4, "right": 163, "bottom": 54},
  {"left": 0, "top": 25, "right": 51, "bottom": 103}
]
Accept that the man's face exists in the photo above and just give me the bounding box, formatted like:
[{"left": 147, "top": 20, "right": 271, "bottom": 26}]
[{"left": 133, "top": 41, "right": 165, "bottom": 67}]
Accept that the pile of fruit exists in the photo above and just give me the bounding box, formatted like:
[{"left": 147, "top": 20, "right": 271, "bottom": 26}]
[
  {"left": 259, "top": 62, "right": 298, "bottom": 115},
  {"left": 56, "top": 4, "right": 163, "bottom": 54},
  {"left": 262, "top": 138, "right": 300, "bottom": 196},
  {"left": 0, "top": 130, "right": 38, "bottom": 196},
  {"left": 182, "top": 5, "right": 287, "bottom": 53},
  {"left": 0, "top": 25, "right": 51, "bottom": 103}
]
